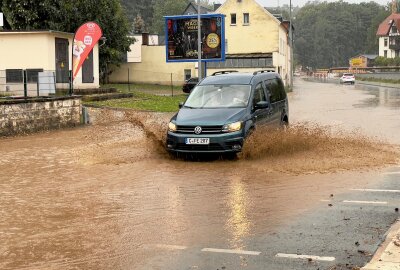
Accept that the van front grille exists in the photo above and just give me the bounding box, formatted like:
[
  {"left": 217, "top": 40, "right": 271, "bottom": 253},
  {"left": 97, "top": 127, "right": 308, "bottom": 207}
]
[{"left": 176, "top": 125, "right": 223, "bottom": 134}]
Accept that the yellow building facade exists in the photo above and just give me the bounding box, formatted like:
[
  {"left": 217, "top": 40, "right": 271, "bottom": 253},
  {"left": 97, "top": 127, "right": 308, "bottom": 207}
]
[
  {"left": 213, "top": 0, "right": 292, "bottom": 86},
  {"left": 109, "top": 45, "right": 196, "bottom": 85},
  {"left": 109, "top": 0, "right": 292, "bottom": 86}
]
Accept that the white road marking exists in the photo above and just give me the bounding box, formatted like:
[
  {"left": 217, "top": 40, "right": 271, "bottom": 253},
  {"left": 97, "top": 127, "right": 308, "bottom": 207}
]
[
  {"left": 276, "top": 253, "right": 335, "bottom": 262},
  {"left": 383, "top": 172, "right": 400, "bottom": 175},
  {"left": 320, "top": 199, "right": 332, "bottom": 202},
  {"left": 201, "top": 248, "right": 261, "bottom": 256},
  {"left": 343, "top": 200, "right": 388, "bottom": 205},
  {"left": 351, "top": 189, "right": 400, "bottom": 193},
  {"left": 153, "top": 244, "right": 187, "bottom": 250}
]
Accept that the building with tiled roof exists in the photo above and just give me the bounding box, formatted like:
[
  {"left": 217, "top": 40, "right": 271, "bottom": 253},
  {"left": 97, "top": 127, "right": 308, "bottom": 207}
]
[
  {"left": 376, "top": 3, "right": 400, "bottom": 58},
  {"left": 182, "top": 1, "right": 213, "bottom": 15}
]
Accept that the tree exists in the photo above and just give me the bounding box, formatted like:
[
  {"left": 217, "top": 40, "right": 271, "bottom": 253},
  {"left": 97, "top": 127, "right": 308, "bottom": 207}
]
[
  {"left": 1, "top": 0, "right": 133, "bottom": 83},
  {"left": 294, "top": 1, "right": 388, "bottom": 69},
  {"left": 120, "top": 0, "right": 156, "bottom": 31},
  {"left": 133, "top": 14, "right": 146, "bottom": 33},
  {"left": 150, "top": 0, "right": 189, "bottom": 34}
]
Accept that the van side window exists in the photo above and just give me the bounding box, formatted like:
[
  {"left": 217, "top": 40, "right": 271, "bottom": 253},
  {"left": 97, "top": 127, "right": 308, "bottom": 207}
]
[
  {"left": 266, "top": 78, "right": 286, "bottom": 102},
  {"left": 253, "top": 82, "right": 266, "bottom": 105}
]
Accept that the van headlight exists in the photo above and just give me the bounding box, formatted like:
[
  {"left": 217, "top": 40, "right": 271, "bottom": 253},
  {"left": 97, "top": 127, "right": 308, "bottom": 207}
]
[
  {"left": 168, "top": 122, "right": 177, "bottom": 132},
  {"left": 222, "top": 121, "right": 242, "bottom": 132}
]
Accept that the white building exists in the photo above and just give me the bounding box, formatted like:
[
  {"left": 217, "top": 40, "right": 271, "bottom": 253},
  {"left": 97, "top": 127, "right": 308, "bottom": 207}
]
[{"left": 376, "top": 13, "right": 400, "bottom": 58}]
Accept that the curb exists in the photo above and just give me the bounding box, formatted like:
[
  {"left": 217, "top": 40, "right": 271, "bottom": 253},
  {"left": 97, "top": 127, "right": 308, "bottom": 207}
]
[{"left": 362, "top": 219, "right": 400, "bottom": 270}]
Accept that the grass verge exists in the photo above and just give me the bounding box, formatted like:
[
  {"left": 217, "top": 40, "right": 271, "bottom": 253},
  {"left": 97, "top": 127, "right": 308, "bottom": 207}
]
[
  {"left": 84, "top": 84, "right": 187, "bottom": 112},
  {"left": 356, "top": 77, "right": 400, "bottom": 85}
]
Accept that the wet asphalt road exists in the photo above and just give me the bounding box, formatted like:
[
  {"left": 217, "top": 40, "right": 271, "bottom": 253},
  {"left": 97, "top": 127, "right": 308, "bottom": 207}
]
[
  {"left": 141, "top": 170, "right": 400, "bottom": 270},
  {"left": 0, "top": 78, "right": 399, "bottom": 270}
]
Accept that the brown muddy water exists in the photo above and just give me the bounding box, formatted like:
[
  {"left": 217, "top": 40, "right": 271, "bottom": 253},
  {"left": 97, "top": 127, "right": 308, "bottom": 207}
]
[{"left": 1, "top": 79, "right": 399, "bottom": 269}]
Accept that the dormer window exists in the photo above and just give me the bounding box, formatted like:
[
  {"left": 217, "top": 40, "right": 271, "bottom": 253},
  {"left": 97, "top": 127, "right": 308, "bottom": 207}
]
[{"left": 391, "top": 25, "right": 397, "bottom": 34}]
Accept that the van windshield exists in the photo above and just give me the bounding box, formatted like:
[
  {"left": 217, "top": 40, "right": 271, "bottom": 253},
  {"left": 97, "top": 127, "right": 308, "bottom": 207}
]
[{"left": 184, "top": 85, "right": 251, "bottom": 109}]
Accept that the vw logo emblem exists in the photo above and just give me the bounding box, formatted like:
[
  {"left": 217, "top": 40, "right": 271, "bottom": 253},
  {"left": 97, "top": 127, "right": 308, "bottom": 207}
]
[{"left": 194, "top": 126, "right": 202, "bottom": 134}]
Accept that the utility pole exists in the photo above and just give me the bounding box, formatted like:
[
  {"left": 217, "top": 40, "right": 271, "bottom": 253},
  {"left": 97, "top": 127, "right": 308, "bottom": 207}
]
[
  {"left": 289, "top": 0, "right": 294, "bottom": 90},
  {"left": 197, "top": 0, "right": 202, "bottom": 80}
]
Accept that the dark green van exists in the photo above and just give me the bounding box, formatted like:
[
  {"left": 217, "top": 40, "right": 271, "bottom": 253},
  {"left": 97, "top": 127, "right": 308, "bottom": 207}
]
[{"left": 166, "top": 71, "right": 289, "bottom": 153}]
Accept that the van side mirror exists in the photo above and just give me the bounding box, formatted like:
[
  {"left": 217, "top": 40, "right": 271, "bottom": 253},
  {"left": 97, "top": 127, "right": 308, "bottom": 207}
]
[
  {"left": 179, "top": 102, "right": 184, "bottom": 108},
  {"left": 255, "top": 101, "right": 269, "bottom": 110}
]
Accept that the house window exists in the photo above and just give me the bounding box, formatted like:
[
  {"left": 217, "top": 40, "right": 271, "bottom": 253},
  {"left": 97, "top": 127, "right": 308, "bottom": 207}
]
[
  {"left": 396, "top": 50, "right": 400, "bottom": 57},
  {"left": 6, "top": 69, "right": 23, "bottom": 83},
  {"left": 384, "top": 50, "right": 388, "bottom": 58},
  {"left": 391, "top": 25, "right": 397, "bottom": 34},
  {"left": 243, "top": 13, "right": 250, "bottom": 25},
  {"left": 384, "top": 38, "right": 388, "bottom": 47},
  {"left": 184, "top": 69, "right": 191, "bottom": 81},
  {"left": 230, "top": 13, "right": 236, "bottom": 25}
]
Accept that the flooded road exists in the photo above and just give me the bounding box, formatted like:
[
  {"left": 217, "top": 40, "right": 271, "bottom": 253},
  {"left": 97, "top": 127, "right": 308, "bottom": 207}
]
[
  {"left": 0, "top": 79, "right": 399, "bottom": 269},
  {"left": 292, "top": 79, "right": 400, "bottom": 143}
]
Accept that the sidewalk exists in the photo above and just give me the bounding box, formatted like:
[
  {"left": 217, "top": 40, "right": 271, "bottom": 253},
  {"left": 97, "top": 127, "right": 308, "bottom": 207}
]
[{"left": 362, "top": 219, "right": 400, "bottom": 270}]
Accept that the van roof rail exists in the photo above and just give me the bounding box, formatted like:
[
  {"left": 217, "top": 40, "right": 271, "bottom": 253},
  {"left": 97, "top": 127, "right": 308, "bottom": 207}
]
[
  {"left": 253, "top": 69, "right": 275, "bottom": 75},
  {"left": 211, "top": 70, "right": 238, "bottom": 76}
]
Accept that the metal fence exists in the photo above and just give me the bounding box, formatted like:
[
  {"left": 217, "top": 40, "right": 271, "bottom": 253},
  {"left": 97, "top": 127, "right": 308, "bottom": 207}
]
[{"left": 0, "top": 69, "right": 72, "bottom": 97}]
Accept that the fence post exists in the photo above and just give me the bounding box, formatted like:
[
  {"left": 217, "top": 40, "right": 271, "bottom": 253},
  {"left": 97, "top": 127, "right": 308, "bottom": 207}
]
[
  {"left": 53, "top": 72, "right": 56, "bottom": 95},
  {"left": 170, "top": 73, "right": 173, "bottom": 97},
  {"left": 37, "top": 79, "right": 39, "bottom": 97},
  {"left": 128, "top": 68, "right": 131, "bottom": 92},
  {"left": 69, "top": 70, "right": 73, "bottom": 96},
  {"left": 23, "top": 69, "right": 28, "bottom": 98}
]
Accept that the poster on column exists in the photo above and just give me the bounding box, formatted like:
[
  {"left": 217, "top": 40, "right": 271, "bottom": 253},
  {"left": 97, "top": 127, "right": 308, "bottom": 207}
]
[{"left": 73, "top": 22, "right": 103, "bottom": 79}]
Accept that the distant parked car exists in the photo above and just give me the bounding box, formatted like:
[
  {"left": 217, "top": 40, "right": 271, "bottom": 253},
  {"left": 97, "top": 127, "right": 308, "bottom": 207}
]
[
  {"left": 182, "top": 77, "right": 199, "bottom": 93},
  {"left": 340, "top": 73, "right": 355, "bottom": 84}
]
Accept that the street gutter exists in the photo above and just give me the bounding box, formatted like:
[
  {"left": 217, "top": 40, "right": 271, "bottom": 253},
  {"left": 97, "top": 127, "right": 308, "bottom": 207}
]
[{"left": 362, "top": 219, "right": 400, "bottom": 270}]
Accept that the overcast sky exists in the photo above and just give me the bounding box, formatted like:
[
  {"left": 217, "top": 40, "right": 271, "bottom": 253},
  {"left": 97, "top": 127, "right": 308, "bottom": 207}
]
[{"left": 212, "top": 0, "right": 391, "bottom": 7}]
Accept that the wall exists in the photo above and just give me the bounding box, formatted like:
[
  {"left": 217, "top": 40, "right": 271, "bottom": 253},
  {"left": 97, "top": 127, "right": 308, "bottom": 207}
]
[
  {"left": 0, "top": 33, "right": 53, "bottom": 70},
  {"left": 0, "top": 97, "right": 81, "bottom": 136},
  {"left": 0, "top": 31, "right": 100, "bottom": 92},
  {"left": 379, "top": 36, "right": 395, "bottom": 58},
  {"left": 216, "top": 0, "right": 280, "bottom": 54},
  {"left": 216, "top": 0, "right": 291, "bottom": 86},
  {"left": 277, "top": 26, "right": 291, "bottom": 85},
  {"left": 127, "top": 35, "right": 159, "bottom": 63},
  {"left": 109, "top": 46, "right": 196, "bottom": 85}
]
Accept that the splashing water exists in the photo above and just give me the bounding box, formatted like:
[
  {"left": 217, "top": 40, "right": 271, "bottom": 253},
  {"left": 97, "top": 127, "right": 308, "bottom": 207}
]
[{"left": 82, "top": 109, "right": 399, "bottom": 174}]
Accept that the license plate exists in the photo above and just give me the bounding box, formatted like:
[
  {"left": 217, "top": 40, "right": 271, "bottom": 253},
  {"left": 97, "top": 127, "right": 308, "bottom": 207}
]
[{"left": 185, "top": 138, "right": 210, "bottom": 145}]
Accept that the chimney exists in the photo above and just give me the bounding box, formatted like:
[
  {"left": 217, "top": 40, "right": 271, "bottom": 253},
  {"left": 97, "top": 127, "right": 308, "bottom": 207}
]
[{"left": 214, "top": 4, "right": 222, "bottom": 11}]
